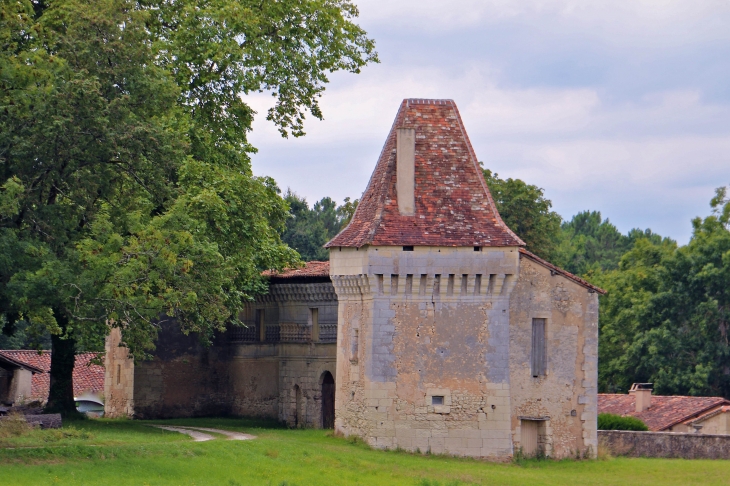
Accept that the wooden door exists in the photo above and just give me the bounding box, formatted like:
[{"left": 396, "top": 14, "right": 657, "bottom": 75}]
[
  {"left": 321, "top": 372, "right": 335, "bottom": 429},
  {"left": 521, "top": 420, "right": 539, "bottom": 456}
]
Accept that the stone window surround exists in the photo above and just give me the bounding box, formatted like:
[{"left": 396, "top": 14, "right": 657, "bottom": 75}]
[
  {"left": 530, "top": 312, "right": 551, "bottom": 379},
  {"left": 426, "top": 388, "right": 451, "bottom": 414}
]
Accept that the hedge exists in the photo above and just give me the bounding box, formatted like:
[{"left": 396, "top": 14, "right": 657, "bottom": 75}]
[{"left": 597, "top": 413, "right": 649, "bottom": 431}]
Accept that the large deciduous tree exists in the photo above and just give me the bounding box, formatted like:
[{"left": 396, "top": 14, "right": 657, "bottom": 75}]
[
  {"left": 594, "top": 187, "right": 730, "bottom": 397},
  {"left": 0, "top": 0, "right": 376, "bottom": 414},
  {"left": 482, "top": 167, "right": 563, "bottom": 263}
]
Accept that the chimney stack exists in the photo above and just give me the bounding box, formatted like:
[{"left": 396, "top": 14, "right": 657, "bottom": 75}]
[
  {"left": 396, "top": 128, "right": 415, "bottom": 216},
  {"left": 629, "top": 383, "right": 653, "bottom": 413}
]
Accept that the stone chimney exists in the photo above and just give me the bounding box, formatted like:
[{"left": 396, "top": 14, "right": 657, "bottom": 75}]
[
  {"left": 396, "top": 128, "right": 415, "bottom": 216},
  {"left": 629, "top": 383, "right": 653, "bottom": 413}
]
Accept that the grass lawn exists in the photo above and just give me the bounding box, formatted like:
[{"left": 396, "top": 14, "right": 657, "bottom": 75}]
[{"left": 1, "top": 417, "right": 729, "bottom": 485}]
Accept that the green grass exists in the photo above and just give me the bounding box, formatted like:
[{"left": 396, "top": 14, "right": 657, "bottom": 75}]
[{"left": 1, "top": 417, "right": 729, "bottom": 485}]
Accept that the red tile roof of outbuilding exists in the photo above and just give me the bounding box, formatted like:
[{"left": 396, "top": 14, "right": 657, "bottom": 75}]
[
  {"left": 262, "top": 261, "right": 330, "bottom": 279},
  {"left": 598, "top": 393, "right": 730, "bottom": 431},
  {"left": 326, "top": 99, "right": 524, "bottom": 248},
  {"left": 0, "top": 350, "right": 104, "bottom": 401}
]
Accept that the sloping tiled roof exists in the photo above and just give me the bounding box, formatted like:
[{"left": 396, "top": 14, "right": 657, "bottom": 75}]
[
  {"left": 519, "top": 249, "right": 606, "bottom": 294},
  {"left": 0, "top": 351, "right": 104, "bottom": 401},
  {"left": 326, "top": 99, "right": 524, "bottom": 248},
  {"left": 684, "top": 405, "right": 730, "bottom": 425},
  {"left": 0, "top": 351, "right": 44, "bottom": 373},
  {"left": 598, "top": 393, "right": 730, "bottom": 431},
  {"left": 262, "top": 261, "right": 330, "bottom": 279}
]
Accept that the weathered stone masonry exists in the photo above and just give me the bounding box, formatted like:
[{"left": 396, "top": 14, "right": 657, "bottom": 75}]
[
  {"left": 105, "top": 277, "right": 339, "bottom": 428},
  {"left": 326, "top": 98, "right": 603, "bottom": 460}
]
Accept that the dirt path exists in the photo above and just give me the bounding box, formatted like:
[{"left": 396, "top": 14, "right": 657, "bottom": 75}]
[
  {"left": 177, "top": 426, "right": 256, "bottom": 441},
  {"left": 150, "top": 425, "right": 256, "bottom": 441},
  {"left": 151, "top": 426, "right": 215, "bottom": 442}
]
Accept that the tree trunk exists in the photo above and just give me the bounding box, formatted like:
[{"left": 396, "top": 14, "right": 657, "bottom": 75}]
[{"left": 44, "top": 310, "right": 78, "bottom": 417}]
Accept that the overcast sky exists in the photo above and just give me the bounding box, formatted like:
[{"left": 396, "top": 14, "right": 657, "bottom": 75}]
[{"left": 246, "top": 0, "right": 730, "bottom": 244}]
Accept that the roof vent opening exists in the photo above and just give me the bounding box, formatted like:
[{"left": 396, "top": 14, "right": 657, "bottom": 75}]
[
  {"left": 396, "top": 128, "right": 416, "bottom": 216},
  {"left": 403, "top": 246, "right": 414, "bottom": 251}
]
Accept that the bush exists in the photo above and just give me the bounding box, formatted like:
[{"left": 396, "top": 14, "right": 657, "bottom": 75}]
[
  {"left": 598, "top": 413, "right": 649, "bottom": 431},
  {"left": 0, "top": 413, "right": 34, "bottom": 438}
]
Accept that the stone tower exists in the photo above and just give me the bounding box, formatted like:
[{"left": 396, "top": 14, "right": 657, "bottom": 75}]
[{"left": 327, "top": 99, "right": 527, "bottom": 458}]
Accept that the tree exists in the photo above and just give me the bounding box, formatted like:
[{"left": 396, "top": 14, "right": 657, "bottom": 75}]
[
  {"left": 482, "top": 167, "right": 563, "bottom": 263},
  {"left": 281, "top": 192, "right": 358, "bottom": 261},
  {"left": 558, "top": 211, "right": 672, "bottom": 276},
  {"left": 0, "top": 0, "right": 376, "bottom": 414},
  {"left": 594, "top": 187, "right": 730, "bottom": 397}
]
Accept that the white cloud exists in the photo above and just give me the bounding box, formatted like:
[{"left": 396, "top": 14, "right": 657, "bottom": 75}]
[{"left": 245, "top": 1, "right": 730, "bottom": 244}]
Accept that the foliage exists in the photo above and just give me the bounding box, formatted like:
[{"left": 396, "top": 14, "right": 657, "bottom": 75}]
[
  {"left": 597, "top": 413, "right": 649, "bottom": 431},
  {"left": 281, "top": 192, "right": 358, "bottom": 261},
  {"left": 559, "top": 211, "right": 673, "bottom": 276},
  {"left": 594, "top": 187, "right": 730, "bottom": 397},
  {"left": 0, "top": 0, "right": 376, "bottom": 413},
  {"left": 482, "top": 168, "right": 563, "bottom": 262}
]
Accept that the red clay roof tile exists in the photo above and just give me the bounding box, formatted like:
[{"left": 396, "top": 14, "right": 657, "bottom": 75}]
[
  {"left": 262, "top": 261, "right": 330, "bottom": 279},
  {"left": 326, "top": 99, "right": 524, "bottom": 248},
  {"left": 0, "top": 350, "right": 104, "bottom": 401},
  {"left": 598, "top": 393, "right": 730, "bottom": 431}
]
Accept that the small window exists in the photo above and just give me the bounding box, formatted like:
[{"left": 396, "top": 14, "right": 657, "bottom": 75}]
[
  {"left": 474, "top": 246, "right": 481, "bottom": 252},
  {"left": 403, "top": 246, "right": 414, "bottom": 251},
  {"left": 256, "top": 309, "right": 266, "bottom": 342},
  {"left": 431, "top": 395, "right": 444, "bottom": 406},
  {"left": 350, "top": 328, "right": 359, "bottom": 362},
  {"left": 310, "top": 308, "right": 319, "bottom": 342},
  {"left": 531, "top": 318, "right": 547, "bottom": 377}
]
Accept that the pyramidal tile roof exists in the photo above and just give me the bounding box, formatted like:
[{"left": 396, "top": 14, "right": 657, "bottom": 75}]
[{"left": 326, "top": 99, "right": 524, "bottom": 248}]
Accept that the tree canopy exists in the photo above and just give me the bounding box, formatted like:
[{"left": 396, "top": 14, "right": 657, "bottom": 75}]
[
  {"left": 281, "top": 192, "right": 357, "bottom": 261},
  {"left": 593, "top": 187, "right": 730, "bottom": 397},
  {"left": 482, "top": 167, "right": 563, "bottom": 263},
  {"left": 0, "top": 0, "right": 376, "bottom": 414}
]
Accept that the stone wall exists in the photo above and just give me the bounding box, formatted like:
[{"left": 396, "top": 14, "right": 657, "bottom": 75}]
[
  {"left": 104, "top": 328, "right": 135, "bottom": 418},
  {"left": 599, "top": 430, "right": 730, "bottom": 459},
  {"left": 332, "top": 245, "right": 521, "bottom": 459},
  {"left": 509, "top": 256, "right": 599, "bottom": 459},
  {"left": 104, "top": 281, "right": 338, "bottom": 427}
]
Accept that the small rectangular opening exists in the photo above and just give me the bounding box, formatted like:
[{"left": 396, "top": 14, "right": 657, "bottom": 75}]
[
  {"left": 257, "top": 309, "right": 266, "bottom": 342},
  {"left": 431, "top": 396, "right": 444, "bottom": 406},
  {"left": 531, "top": 318, "right": 547, "bottom": 377},
  {"left": 447, "top": 274, "right": 455, "bottom": 296},
  {"left": 474, "top": 246, "right": 481, "bottom": 252},
  {"left": 310, "top": 308, "right": 319, "bottom": 342},
  {"left": 403, "top": 245, "right": 414, "bottom": 251},
  {"left": 474, "top": 274, "right": 482, "bottom": 295},
  {"left": 350, "top": 328, "right": 359, "bottom": 362}
]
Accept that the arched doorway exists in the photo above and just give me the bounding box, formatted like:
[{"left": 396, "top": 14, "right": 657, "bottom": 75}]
[{"left": 321, "top": 371, "right": 335, "bottom": 429}]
